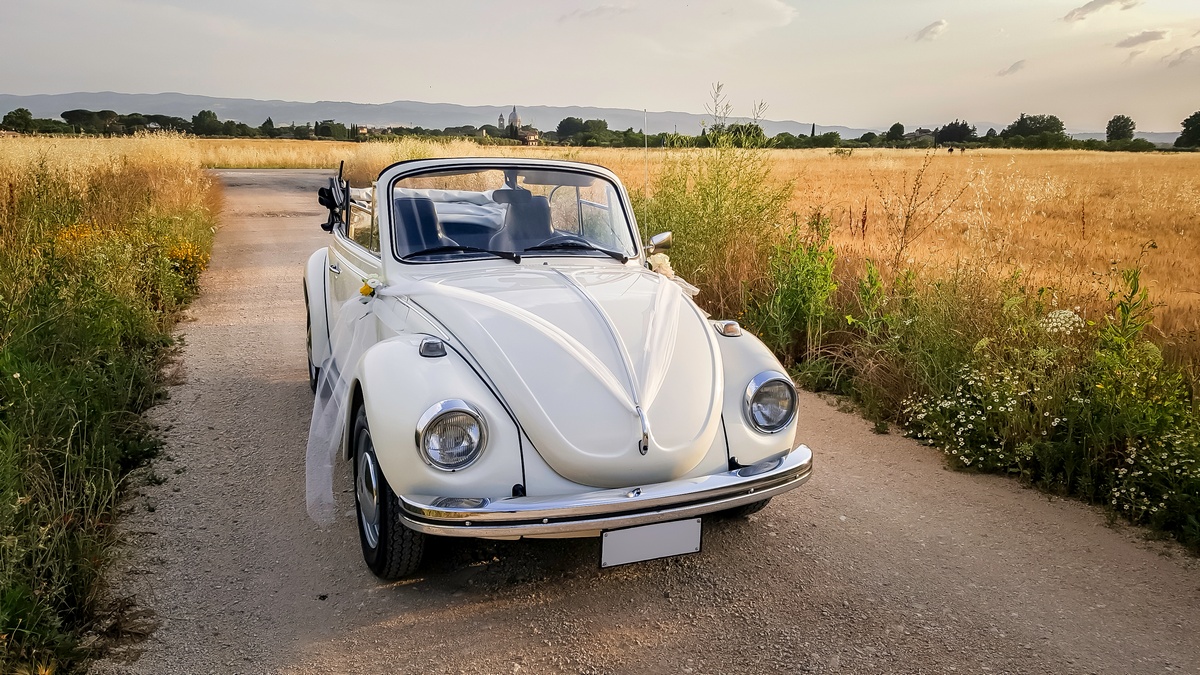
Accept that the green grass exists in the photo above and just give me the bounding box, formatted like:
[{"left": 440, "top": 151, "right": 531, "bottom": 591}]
[{"left": 0, "top": 151, "right": 217, "bottom": 670}]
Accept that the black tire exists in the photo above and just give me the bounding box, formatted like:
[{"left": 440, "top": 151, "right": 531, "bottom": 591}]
[
  {"left": 353, "top": 406, "right": 425, "bottom": 579},
  {"left": 723, "top": 498, "right": 772, "bottom": 518},
  {"left": 304, "top": 285, "right": 319, "bottom": 393}
]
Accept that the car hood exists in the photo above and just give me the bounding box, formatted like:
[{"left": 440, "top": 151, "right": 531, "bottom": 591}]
[{"left": 403, "top": 263, "right": 724, "bottom": 488}]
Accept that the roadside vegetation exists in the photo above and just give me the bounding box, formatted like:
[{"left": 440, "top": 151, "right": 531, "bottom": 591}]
[
  {"left": 0, "top": 135, "right": 219, "bottom": 670},
  {"left": 629, "top": 122, "right": 1200, "bottom": 553}
]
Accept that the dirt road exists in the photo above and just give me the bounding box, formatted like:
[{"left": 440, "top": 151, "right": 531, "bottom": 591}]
[{"left": 93, "top": 169, "right": 1200, "bottom": 675}]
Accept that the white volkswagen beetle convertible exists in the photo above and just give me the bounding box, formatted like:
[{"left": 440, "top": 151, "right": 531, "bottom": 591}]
[{"left": 304, "top": 157, "right": 812, "bottom": 579}]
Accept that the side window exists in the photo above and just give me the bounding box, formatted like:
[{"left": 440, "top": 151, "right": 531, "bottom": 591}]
[{"left": 347, "top": 204, "right": 378, "bottom": 253}]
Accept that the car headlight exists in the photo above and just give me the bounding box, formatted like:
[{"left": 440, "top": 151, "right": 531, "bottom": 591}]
[
  {"left": 415, "top": 400, "right": 487, "bottom": 471},
  {"left": 743, "top": 371, "right": 797, "bottom": 433}
]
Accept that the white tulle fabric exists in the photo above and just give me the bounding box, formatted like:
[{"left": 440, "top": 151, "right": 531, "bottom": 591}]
[
  {"left": 304, "top": 259, "right": 701, "bottom": 526},
  {"left": 306, "top": 288, "right": 383, "bottom": 526}
]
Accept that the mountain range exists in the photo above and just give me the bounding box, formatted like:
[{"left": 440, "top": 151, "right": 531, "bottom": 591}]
[
  {"left": 0, "top": 92, "right": 1181, "bottom": 144},
  {"left": 0, "top": 91, "right": 873, "bottom": 138}
]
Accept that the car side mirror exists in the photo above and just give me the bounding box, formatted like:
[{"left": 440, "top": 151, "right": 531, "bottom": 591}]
[
  {"left": 318, "top": 178, "right": 346, "bottom": 233},
  {"left": 645, "top": 231, "right": 672, "bottom": 254}
]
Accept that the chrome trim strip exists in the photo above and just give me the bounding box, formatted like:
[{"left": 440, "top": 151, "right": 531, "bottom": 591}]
[{"left": 397, "top": 445, "right": 813, "bottom": 537}]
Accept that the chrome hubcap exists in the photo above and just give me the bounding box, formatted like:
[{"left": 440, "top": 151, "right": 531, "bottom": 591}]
[{"left": 356, "top": 433, "right": 381, "bottom": 549}]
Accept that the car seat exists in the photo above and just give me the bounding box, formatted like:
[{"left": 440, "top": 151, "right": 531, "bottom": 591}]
[
  {"left": 393, "top": 197, "right": 456, "bottom": 254},
  {"left": 489, "top": 195, "right": 553, "bottom": 252}
]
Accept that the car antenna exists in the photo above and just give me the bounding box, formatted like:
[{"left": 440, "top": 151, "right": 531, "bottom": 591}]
[{"left": 643, "top": 109, "right": 649, "bottom": 245}]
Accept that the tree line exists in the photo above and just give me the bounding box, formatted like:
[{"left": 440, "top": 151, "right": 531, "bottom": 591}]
[
  {"left": 3, "top": 106, "right": 1198, "bottom": 151},
  {"left": 861, "top": 112, "right": 1200, "bottom": 151},
  {"left": 0, "top": 108, "right": 368, "bottom": 140}
]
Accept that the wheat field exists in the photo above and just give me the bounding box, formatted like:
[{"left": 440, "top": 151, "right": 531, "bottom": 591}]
[
  {"left": 185, "top": 138, "right": 1200, "bottom": 347},
  {"left": 8, "top": 136, "right": 1193, "bottom": 351}
]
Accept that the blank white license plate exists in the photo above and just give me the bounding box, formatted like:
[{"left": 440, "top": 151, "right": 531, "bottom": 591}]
[{"left": 600, "top": 518, "right": 702, "bottom": 568}]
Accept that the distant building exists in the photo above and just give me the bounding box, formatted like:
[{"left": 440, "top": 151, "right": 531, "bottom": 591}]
[
  {"left": 500, "top": 106, "right": 539, "bottom": 145},
  {"left": 903, "top": 127, "right": 934, "bottom": 141}
]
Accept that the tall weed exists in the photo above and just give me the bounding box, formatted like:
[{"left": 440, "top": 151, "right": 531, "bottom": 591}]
[
  {"left": 745, "top": 211, "right": 837, "bottom": 370},
  {"left": 631, "top": 140, "right": 792, "bottom": 318}
]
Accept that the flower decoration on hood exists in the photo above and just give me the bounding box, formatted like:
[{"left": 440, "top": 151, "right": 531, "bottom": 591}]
[{"left": 648, "top": 253, "right": 675, "bottom": 279}]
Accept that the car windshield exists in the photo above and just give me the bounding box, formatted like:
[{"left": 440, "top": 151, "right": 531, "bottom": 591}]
[{"left": 390, "top": 166, "right": 637, "bottom": 262}]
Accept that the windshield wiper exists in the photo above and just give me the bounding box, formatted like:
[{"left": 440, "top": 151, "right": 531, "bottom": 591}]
[
  {"left": 523, "top": 241, "right": 629, "bottom": 263},
  {"left": 402, "top": 245, "right": 521, "bottom": 263}
]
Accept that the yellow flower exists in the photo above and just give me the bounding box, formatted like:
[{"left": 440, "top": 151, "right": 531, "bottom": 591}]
[{"left": 360, "top": 283, "right": 374, "bottom": 297}]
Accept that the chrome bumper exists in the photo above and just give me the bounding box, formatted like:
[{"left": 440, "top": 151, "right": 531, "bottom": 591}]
[{"left": 398, "top": 445, "right": 813, "bottom": 538}]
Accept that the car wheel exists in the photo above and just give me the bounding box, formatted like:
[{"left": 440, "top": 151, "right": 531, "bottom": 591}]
[
  {"left": 723, "top": 498, "right": 772, "bottom": 518},
  {"left": 304, "top": 285, "right": 319, "bottom": 393},
  {"left": 353, "top": 405, "right": 425, "bottom": 579}
]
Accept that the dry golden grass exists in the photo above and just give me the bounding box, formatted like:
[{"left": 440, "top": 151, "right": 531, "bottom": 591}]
[
  {"left": 763, "top": 149, "right": 1200, "bottom": 336},
  {"left": 13, "top": 136, "right": 1194, "bottom": 350},
  {"left": 0, "top": 133, "right": 219, "bottom": 217}
]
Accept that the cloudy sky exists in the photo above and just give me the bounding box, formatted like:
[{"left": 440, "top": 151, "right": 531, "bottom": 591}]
[{"left": 2, "top": 0, "right": 1198, "bottom": 131}]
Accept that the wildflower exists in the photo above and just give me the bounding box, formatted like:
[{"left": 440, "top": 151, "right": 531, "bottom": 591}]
[
  {"left": 1040, "top": 309, "right": 1083, "bottom": 336},
  {"left": 11, "top": 373, "right": 18, "bottom": 379}
]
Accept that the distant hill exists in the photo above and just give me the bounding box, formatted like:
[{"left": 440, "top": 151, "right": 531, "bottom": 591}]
[{"left": 0, "top": 91, "right": 876, "bottom": 138}]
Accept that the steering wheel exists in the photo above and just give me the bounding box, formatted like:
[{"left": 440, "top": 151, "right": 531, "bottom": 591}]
[{"left": 527, "top": 232, "right": 591, "bottom": 249}]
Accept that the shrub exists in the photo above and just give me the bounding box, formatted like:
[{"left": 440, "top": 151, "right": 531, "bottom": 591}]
[
  {"left": 631, "top": 138, "right": 792, "bottom": 319},
  {"left": 897, "top": 266, "right": 1200, "bottom": 548},
  {"left": 744, "top": 211, "right": 837, "bottom": 368}
]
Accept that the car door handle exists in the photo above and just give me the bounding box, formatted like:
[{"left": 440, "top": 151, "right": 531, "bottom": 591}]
[{"left": 328, "top": 263, "right": 341, "bottom": 274}]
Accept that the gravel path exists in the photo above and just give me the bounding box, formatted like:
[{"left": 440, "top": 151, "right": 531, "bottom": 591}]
[{"left": 92, "top": 169, "right": 1200, "bottom": 675}]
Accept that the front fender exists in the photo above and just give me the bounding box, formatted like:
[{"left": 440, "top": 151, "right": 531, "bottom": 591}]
[
  {"left": 714, "top": 328, "right": 800, "bottom": 466},
  {"left": 304, "top": 249, "right": 331, "bottom": 370},
  {"left": 354, "top": 335, "right": 525, "bottom": 499}
]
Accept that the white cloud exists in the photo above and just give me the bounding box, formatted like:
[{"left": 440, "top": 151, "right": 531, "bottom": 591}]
[
  {"left": 1167, "top": 46, "right": 1200, "bottom": 67},
  {"left": 1063, "top": 0, "right": 1140, "bottom": 22},
  {"left": 912, "top": 20, "right": 948, "bottom": 42},
  {"left": 997, "top": 60, "right": 1027, "bottom": 77},
  {"left": 1115, "top": 30, "right": 1169, "bottom": 48},
  {"left": 1123, "top": 49, "right": 1145, "bottom": 64}
]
